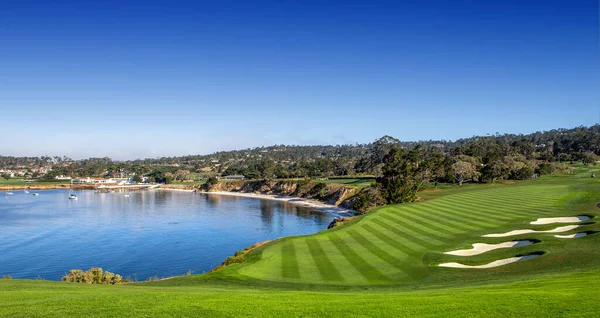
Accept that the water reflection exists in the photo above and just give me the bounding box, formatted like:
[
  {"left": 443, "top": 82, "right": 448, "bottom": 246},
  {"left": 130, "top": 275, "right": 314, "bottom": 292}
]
[{"left": 0, "top": 190, "right": 334, "bottom": 280}]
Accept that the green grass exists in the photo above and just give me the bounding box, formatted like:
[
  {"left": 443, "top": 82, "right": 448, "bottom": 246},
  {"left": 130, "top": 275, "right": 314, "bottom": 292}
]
[
  {"left": 2, "top": 167, "right": 600, "bottom": 316},
  {"left": 313, "top": 177, "right": 376, "bottom": 188},
  {"left": 0, "top": 178, "right": 70, "bottom": 187}
]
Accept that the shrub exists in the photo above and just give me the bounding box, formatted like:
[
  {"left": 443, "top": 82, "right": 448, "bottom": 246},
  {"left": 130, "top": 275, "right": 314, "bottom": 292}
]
[
  {"left": 223, "top": 255, "right": 244, "bottom": 266},
  {"left": 514, "top": 166, "right": 535, "bottom": 180},
  {"left": 535, "top": 163, "right": 553, "bottom": 175},
  {"left": 309, "top": 182, "right": 328, "bottom": 199},
  {"left": 62, "top": 268, "right": 123, "bottom": 285},
  {"left": 352, "top": 192, "right": 370, "bottom": 212},
  {"left": 206, "top": 176, "right": 219, "bottom": 187}
]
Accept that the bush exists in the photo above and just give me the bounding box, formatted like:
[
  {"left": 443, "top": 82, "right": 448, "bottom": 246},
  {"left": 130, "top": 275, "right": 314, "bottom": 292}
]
[
  {"left": 206, "top": 176, "right": 219, "bottom": 187},
  {"left": 223, "top": 255, "right": 244, "bottom": 266},
  {"left": 514, "top": 166, "right": 535, "bottom": 180},
  {"left": 62, "top": 268, "right": 123, "bottom": 285},
  {"left": 309, "top": 182, "right": 328, "bottom": 199},
  {"left": 352, "top": 192, "right": 370, "bottom": 212},
  {"left": 535, "top": 163, "right": 553, "bottom": 175},
  {"left": 1, "top": 274, "right": 11, "bottom": 280}
]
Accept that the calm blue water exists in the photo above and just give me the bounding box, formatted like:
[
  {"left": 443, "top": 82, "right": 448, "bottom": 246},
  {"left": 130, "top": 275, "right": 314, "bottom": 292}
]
[{"left": 0, "top": 189, "right": 333, "bottom": 280}]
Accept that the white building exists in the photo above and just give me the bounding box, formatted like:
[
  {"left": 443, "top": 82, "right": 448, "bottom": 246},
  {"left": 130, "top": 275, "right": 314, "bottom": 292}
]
[{"left": 72, "top": 177, "right": 118, "bottom": 184}]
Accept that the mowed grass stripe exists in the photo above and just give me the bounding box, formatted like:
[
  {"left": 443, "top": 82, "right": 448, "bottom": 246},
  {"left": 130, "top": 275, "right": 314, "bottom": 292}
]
[
  {"left": 346, "top": 229, "right": 424, "bottom": 279},
  {"left": 454, "top": 195, "right": 554, "bottom": 213},
  {"left": 456, "top": 193, "right": 559, "bottom": 205},
  {"left": 443, "top": 195, "right": 556, "bottom": 215},
  {"left": 402, "top": 205, "right": 483, "bottom": 232},
  {"left": 422, "top": 205, "right": 507, "bottom": 228},
  {"left": 427, "top": 201, "right": 513, "bottom": 222},
  {"left": 431, "top": 198, "right": 523, "bottom": 220},
  {"left": 327, "top": 233, "right": 390, "bottom": 283},
  {"left": 438, "top": 199, "right": 552, "bottom": 220},
  {"left": 424, "top": 202, "right": 514, "bottom": 225},
  {"left": 281, "top": 241, "right": 300, "bottom": 279},
  {"left": 305, "top": 238, "right": 344, "bottom": 282},
  {"left": 368, "top": 218, "right": 438, "bottom": 250},
  {"left": 382, "top": 211, "right": 460, "bottom": 237},
  {"left": 384, "top": 208, "right": 469, "bottom": 235},
  {"left": 361, "top": 223, "right": 421, "bottom": 255},
  {"left": 456, "top": 189, "right": 563, "bottom": 203},
  {"left": 408, "top": 202, "right": 493, "bottom": 227},
  {"left": 383, "top": 214, "right": 450, "bottom": 242},
  {"left": 292, "top": 240, "right": 324, "bottom": 283}
]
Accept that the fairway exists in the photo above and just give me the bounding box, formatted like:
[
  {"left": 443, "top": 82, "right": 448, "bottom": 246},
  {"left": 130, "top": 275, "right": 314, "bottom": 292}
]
[{"left": 235, "top": 178, "right": 598, "bottom": 285}]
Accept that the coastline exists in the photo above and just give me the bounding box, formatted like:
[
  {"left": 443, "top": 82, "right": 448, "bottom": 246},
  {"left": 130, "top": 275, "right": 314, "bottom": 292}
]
[
  {"left": 155, "top": 188, "right": 196, "bottom": 193},
  {"left": 197, "top": 191, "right": 355, "bottom": 217}
]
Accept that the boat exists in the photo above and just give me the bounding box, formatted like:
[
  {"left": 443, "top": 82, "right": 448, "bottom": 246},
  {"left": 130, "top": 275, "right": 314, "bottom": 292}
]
[
  {"left": 68, "top": 179, "right": 77, "bottom": 200},
  {"left": 6, "top": 192, "right": 13, "bottom": 195},
  {"left": 32, "top": 192, "right": 39, "bottom": 196},
  {"left": 24, "top": 190, "right": 29, "bottom": 194}
]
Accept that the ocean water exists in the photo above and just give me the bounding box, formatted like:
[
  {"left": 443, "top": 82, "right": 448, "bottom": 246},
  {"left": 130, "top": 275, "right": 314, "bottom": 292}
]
[{"left": 0, "top": 189, "right": 333, "bottom": 280}]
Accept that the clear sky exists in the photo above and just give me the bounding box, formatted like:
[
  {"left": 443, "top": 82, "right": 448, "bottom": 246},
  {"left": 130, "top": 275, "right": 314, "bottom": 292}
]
[{"left": 1, "top": 0, "right": 598, "bottom": 159}]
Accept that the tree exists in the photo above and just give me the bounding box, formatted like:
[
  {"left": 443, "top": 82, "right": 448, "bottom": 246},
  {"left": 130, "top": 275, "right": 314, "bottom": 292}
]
[
  {"left": 206, "top": 176, "right": 218, "bottom": 187},
  {"left": 368, "top": 135, "right": 402, "bottom": 176},
  {"left": 164, "top": 172, "right": 174, "bottom": 184},
  {"left": 452, "top": 160, "right": 480, "bottom": 185},
  {"left": 582, "top": 152, "right": 597, "bottom": 165},
  {"left": 481, "top": 160, "right": 508, "bottom": 182},
  {"left": 514, "top": 166, "right": 534, "bottom": 180},
  {"left": 1, "top": 173, "right": 10, "bottom": 181},
  {"left": 132, "top": 174, "right": 142, "bottom": 183},
  {"left": 377, "top": 148, "right": 418, "bottom": 204}
]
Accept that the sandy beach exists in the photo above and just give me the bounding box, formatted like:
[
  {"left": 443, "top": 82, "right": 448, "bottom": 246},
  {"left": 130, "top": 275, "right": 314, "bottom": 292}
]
[{"left": 197, "top": 191, "right": 355, "bottom": 216}]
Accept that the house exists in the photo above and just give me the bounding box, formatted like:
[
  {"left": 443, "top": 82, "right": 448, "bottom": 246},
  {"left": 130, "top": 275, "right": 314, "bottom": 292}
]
[
  {"left": 110, "top": 177, "right": 131, "bottom": 185},
  {"left": 72, "top": 177, "right": 118, "bottom": 184},
  {"left": 54, "top": 175, "right": 72, "bottom": 180},
  {"left": 0, "top": 170, "right": 15, "bottom": 178},
  {"left": 222, "top": 175, "right": 246, "bottom": 180}
]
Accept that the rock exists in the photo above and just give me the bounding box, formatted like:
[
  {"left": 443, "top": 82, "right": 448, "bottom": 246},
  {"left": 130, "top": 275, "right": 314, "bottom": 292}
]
[{"left": 328, "top": 217, "right": 355, "bottom": 229}]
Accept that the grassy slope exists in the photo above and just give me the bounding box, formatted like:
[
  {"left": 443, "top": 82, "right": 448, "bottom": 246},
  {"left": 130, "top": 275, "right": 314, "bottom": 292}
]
[
  {"left": 1, "top": 167, "right": 600, "bottom": 317},
  {"left": 314, "top": 177, "right": 376, "bottom": 188}
]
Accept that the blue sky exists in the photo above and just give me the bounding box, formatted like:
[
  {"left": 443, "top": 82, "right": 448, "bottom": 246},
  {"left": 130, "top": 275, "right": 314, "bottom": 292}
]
[{"left": 1, "top": 0, "right": 598, "bottom": 159}]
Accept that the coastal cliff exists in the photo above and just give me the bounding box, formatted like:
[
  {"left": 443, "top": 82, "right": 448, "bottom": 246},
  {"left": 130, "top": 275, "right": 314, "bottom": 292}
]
[{"left": 200, "top": 180, "right": 359, "bottom": 210}]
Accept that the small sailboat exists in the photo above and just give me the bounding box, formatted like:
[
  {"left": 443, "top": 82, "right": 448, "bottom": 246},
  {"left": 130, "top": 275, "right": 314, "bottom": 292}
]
[
  {"left": 68, "top": 180, "right": 77, "bottom": 200},
  {"left": 24, "top": 189, "right": 30, "bottom": 194},
  {"left": 32, "top": 192, "right": 39, "bottom": 196},
  {"left": 6, "top": 192, "right": 13, "bottom": 195}
]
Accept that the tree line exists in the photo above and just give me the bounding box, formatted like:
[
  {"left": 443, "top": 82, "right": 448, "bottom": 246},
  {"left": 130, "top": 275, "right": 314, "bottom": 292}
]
[{"left": 0, "top": 125, "right": 598, "bottom": 185}]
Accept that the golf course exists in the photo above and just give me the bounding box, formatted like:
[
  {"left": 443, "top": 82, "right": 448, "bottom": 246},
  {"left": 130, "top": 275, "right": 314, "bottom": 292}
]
[{"left": 1, "top": 165, "right": 598, "bottom": 317}]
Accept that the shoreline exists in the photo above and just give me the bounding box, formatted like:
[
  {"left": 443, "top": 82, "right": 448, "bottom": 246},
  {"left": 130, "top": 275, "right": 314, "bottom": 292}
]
[
  {"left": 198, "top": 191, "right": 355, "bottom": 217},
  {"left": 155, "top": 188, "right": 196, "bottom": 193}
]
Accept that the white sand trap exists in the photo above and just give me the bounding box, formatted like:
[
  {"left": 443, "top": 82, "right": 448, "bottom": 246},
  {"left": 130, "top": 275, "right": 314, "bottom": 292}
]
[
  {"left": 530, "top": 216, "right": 590, "bottom": 225},
  {"left": 444, "top": 240, "right": 533, "bottom": 256},
  {"left": 483, "top": 225, "right": 580, "bottom": 237},
  {"left": 439, "top": 254, "right": 540, "bottom": 269},
  {"left": 555, "top": 232, "right": 588, "bottom": 239}
]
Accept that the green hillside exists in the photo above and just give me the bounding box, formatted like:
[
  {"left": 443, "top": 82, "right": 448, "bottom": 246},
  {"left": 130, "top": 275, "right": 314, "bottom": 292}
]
[{"left": 1, "top": 166, "right": 599, "bottom": 317}]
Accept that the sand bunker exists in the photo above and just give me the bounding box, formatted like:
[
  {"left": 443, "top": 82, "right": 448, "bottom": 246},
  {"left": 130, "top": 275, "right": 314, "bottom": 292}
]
[
  {"left": 530, "top": 216, "right": 589, "bottom": 225},
  {"left": 444, "top": 240, "right": 533, "bottom": 256},
  {"left": 555, "top": 233, "right": 588, "bottom": 239},
  {"left": 483, "top": 225, "right": 580, "bottom": 237},
  {"left": 439, "top": 254, "right": 540, "bottom": 269}
]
